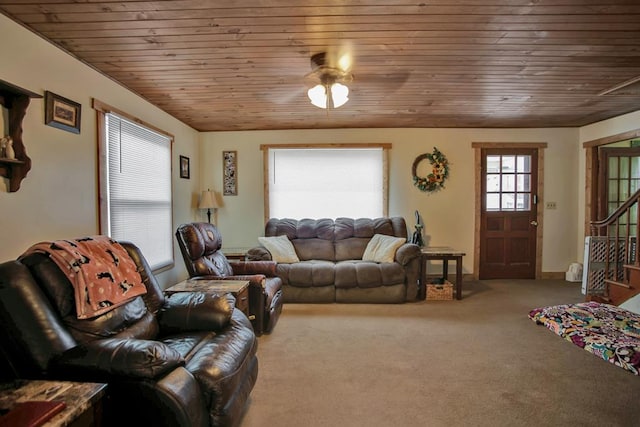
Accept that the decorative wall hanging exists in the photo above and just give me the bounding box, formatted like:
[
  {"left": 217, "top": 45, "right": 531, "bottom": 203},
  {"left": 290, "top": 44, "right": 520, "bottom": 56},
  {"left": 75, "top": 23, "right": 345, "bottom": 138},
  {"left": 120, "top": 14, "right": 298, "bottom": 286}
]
[
  {"left": 44, "top": 91, "right": 81, "bottom": 134},
  {"left": 412, "top": 147, "right": 449, "bottom": 193},
  {"left": 179, "top": 155, "right": 190, "bottom": 179},
  {"left": 223, "top": 150, "right": 237, "bottom": 195}
]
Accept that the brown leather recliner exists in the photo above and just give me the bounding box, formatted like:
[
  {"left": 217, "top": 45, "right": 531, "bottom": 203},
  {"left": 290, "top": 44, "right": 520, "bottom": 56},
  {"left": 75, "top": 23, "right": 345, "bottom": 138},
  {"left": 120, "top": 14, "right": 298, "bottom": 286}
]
[
  {"left": 175, "top": 222, "right": 283, "bottom": 336},
  {"left": 0, "top": 239, "right": 258, "bottom": 427}
]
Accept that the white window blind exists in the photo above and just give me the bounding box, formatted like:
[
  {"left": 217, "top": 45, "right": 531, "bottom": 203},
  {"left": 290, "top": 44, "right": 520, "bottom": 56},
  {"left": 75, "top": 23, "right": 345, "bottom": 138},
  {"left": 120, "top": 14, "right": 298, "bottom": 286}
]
[
  {"left": 102, "top": 112, "right": 173, "bottom": 270},
  {"left": 268, "top": 147, "right": 385, "bottom": 219}
]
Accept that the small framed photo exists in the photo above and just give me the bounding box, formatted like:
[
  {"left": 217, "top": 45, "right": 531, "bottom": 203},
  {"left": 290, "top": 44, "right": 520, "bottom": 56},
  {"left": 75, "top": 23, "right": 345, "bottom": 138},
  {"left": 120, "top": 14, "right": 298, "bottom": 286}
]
[
  {"left": 44, "top": 91, "right": 81, "bottom": 134},
  {"left": 179, "top": 155, "right": 190, "bottom": 179}
]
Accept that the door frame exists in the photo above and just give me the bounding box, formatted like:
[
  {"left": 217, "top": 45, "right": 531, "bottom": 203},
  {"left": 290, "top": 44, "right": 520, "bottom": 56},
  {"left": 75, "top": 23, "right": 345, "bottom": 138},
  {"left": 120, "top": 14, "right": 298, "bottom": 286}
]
[
  {"left": 597, "top": 146, "right": 640, "bottom": 221},
  {"left": 472, "top": 142, "right": 547, "bottom": 280},
  {"left": 584, "top": 128, "right": 640, "bottom": 236}
]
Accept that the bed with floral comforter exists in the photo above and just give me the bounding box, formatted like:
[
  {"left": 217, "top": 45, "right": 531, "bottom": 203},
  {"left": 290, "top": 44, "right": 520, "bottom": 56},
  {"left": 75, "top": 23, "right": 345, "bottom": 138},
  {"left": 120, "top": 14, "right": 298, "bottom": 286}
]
[{"left": 529, "top": 301, "right": 640, "bottom": 375}]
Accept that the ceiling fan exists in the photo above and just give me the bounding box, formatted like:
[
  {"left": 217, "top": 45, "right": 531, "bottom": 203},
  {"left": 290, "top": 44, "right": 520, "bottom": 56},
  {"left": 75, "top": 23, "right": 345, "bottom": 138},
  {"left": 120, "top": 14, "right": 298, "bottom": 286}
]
[
  {"left": 266, "top": 44, "right": 410, "bottom": 109},
  {"left": 304, "top": 50, "right": 354, "bottom": 109}
]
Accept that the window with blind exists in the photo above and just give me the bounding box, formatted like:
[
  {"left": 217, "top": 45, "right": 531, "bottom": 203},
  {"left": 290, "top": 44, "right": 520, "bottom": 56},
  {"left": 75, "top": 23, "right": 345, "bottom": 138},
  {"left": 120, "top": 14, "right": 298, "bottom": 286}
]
[
  {"left": 98, "top": 109, "right": 173, "bottom": 271},
  {"left": 264, "top": 145, "right": 388, "bottom": 219}
]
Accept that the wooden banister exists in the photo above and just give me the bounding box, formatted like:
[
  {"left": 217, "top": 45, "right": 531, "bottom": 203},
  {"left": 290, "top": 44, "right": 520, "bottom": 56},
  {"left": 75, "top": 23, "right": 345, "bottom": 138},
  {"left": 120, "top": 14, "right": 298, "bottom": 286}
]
[
  {"left": 590, "top": 187, "right": 640, "bottom": 237},
  {"left": 586, "top": 188, "right": 640, "bottom": 300}
]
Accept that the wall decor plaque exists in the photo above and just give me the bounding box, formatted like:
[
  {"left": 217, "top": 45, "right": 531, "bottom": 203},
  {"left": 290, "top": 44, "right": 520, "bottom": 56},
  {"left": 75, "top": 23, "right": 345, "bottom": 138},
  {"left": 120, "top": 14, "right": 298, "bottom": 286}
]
[
  {"left": 223, "top": 150, "right": 237, "bottom": 195},
  {"left": 179, "top": 155, "right": 190, "bottom": 179}
]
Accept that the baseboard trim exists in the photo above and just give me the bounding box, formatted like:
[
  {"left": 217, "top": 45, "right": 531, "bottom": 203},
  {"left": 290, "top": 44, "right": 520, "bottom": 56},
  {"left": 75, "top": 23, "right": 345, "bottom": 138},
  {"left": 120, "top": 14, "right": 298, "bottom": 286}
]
[
  {"left": 540, "top": 272, "right": 566, "bottom": 280},
  {"left": 443, "top": 272, "right": 566, "bottom": 281}
]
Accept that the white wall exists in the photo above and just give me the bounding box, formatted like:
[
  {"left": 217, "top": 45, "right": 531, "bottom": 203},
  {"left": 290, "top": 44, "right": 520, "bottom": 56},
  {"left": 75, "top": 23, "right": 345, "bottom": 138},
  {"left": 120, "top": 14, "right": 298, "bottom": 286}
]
[
  {"left": 0, "top": 15, "right": 200, "bottom": 287},
  {"left": 200, "top": 127, "right": 579, "bottom": 275},
  {"left": 5, "top": 11, "right": 636, "bottom": 280}
]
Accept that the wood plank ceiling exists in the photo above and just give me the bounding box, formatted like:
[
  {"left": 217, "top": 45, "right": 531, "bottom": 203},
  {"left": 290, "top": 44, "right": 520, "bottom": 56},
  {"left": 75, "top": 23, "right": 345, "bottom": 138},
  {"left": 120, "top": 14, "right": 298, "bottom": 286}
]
[{"left": 1, "top": 0, "right": 640, "bottom": 131}]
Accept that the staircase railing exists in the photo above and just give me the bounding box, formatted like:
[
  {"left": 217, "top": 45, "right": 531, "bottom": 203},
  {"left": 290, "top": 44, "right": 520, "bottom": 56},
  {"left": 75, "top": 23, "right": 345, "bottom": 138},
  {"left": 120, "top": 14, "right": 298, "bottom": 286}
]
[{"left": 587, "top": 188, "right": 640, "bottom": 295}]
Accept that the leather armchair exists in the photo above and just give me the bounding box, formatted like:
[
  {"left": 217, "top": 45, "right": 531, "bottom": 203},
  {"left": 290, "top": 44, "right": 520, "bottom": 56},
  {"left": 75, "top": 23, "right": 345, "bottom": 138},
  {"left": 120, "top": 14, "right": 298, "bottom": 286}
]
[
  {"left": 0, "top": 239, "right": 258, "bottom": 427},
  {"left": 175, "top": 222, "right": 283, "bottom": 336}
]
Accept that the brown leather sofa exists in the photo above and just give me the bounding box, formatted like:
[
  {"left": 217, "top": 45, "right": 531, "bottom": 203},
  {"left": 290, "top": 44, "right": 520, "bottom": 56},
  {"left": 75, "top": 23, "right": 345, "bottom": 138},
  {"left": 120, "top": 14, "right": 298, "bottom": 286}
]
[
  {"left": 176, "top": 222, "right": 283, "bottom": 336},
  {"left": 0, "top": 239, "right": 258, "bottom": 427},
  {"left": 248, "top": 217, "right": 422, "bottom": 303}
]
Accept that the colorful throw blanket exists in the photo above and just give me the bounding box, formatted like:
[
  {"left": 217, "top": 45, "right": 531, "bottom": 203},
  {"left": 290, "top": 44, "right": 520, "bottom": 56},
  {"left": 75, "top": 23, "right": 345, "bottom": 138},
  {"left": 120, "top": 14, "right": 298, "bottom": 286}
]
[
  {"left": 529, "top": 302, "right": 640, "bottom": 375},
  {"left": 21, "top": 236, "right": 147, "bottom": 319}
]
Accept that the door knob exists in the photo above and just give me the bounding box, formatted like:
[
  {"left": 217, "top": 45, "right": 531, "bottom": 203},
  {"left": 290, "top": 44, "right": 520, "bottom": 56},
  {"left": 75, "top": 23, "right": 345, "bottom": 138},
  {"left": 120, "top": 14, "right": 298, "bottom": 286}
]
[{"left": 530, "top": 220, "right": 538, "bottom": 226}]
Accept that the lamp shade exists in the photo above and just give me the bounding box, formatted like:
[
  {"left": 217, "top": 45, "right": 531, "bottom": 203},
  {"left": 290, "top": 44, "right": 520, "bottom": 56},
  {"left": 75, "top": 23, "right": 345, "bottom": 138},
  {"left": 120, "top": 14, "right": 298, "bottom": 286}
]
[
  {"left": 198, "top": 190, "right": 219, "bottom": 209},
  {"left": 307, "top": 84, "right": 327, "bottom": 108},
  {"left": 330, "top": 83, "right": 349, "bottom": 108}
]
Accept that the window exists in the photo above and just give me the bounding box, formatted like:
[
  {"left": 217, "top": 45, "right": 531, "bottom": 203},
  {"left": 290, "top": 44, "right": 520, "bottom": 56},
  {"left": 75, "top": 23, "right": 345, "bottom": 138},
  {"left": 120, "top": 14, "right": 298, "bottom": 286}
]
[
  {"left": 485, "top": 154, "right": 532, "bottom": 211},
  {"left": 95, "top": 100, "right": 174, "bottom": 271},
  {"left": 262, "top": 144, "right": 389, "bottom": 219},
  {"left": 598, "top": 146, "right": 640, "bottom": 237}
]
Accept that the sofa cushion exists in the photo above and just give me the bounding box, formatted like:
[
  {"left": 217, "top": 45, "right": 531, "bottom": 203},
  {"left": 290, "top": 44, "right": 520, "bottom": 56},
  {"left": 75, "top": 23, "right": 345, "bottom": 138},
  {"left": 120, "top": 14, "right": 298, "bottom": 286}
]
[
  {"left": 258, "top": 235, "right": 300, "bottom": 263},
  {"left": 335, "top": 237, "right": 369, "bottom": 261},
  {"left": 334, "top": 260, "right": 406, "bottom": 289},
  {"left": 293, "top": 238, "right": 335, "bottom": 261},
  {"left": 362, "top": 234, "right": 407, "bottom": 263},
  {"left": 335, "top": 217, "right": 396, "bottom": 239},
  {"left": 276, "top": 261, "right": 335, "bottom": 287},
  {"left": 58, "top": 337, "right": 184, "bottom": 379},
  {"left": 265, "top": 218, "right": 334, "bottom": 240},
  {"left": 298, "top": 218, "right": 334, "bottom": 239}
]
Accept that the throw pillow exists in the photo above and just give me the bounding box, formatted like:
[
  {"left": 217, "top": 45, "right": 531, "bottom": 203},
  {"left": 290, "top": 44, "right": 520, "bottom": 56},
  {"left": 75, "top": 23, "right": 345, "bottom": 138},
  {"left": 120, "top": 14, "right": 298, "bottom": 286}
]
[
  {"left": 362, "top": 234, "right": 406, "bottom": 263},
  {"left": 258, "top": 235, "right": 300, "bottom": 263}
]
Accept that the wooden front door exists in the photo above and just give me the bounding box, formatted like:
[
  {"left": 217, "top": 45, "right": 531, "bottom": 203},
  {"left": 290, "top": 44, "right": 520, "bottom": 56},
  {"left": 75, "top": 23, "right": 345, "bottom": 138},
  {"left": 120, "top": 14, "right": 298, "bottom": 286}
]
[{"left": 479, "top": 148, "right": 538, "bottom": 279}]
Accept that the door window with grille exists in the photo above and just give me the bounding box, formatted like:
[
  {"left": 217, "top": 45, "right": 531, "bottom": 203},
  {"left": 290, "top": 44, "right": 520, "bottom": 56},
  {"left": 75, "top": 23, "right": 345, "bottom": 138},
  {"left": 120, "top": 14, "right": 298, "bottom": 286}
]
[{"left": 485, "top": 154, "right": 533, "bottom": 212}]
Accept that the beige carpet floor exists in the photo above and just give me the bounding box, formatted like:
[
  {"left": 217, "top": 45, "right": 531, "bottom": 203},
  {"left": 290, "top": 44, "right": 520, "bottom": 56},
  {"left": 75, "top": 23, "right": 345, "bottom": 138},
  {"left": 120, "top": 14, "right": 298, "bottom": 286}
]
[{"left": 240, "top": 280, "right": 640, "bottom": 427}]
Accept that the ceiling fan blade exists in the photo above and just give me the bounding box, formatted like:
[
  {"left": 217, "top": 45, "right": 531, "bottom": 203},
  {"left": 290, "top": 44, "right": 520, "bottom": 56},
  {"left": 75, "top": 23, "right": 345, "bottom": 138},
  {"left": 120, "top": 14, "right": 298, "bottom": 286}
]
[
  {"left": 357, "top": 70, "right": 411, "bottom": 93},
  {"left": 263, "top": 85, "right": 307, "bottom": 105},
  {"left": 298, "top": 41, "right": 413, "bottom": 105}
]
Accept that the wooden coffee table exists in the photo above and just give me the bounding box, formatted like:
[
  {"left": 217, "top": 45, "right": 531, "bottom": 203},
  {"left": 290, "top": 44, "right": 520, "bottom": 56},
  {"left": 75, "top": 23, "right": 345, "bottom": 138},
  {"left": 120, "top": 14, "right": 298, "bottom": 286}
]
[
  {"left": 0, "top": 380, "right": 106, "bottom": 426},
  {"left": 221, "top": 247, "right": 251, "bottom": 261},
  {"left": 166, "top": 279, "right": 251, "bottom": 318}
]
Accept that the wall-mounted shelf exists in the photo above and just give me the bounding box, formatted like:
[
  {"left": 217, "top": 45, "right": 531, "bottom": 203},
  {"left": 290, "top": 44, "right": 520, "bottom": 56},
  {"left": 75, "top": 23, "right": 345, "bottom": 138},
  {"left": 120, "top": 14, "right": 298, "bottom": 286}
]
[
  {"left": 0, "top": 79, "right": 42, "bottom": 192},
  {"left": 0, "top": 158, "right": 24, "bottom": 165}
]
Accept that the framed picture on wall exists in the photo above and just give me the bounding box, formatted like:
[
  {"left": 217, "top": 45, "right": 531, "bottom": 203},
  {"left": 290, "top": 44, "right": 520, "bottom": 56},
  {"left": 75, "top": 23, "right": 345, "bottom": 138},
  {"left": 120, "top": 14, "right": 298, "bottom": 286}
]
[
  {"left": 179, "top": 155, "right": 190, "bottom": 179},
  {"left": 223, "top": 150, "right": 237, "bottom": 195},
  {"left": 44, "top": 91, "right": 81, "bottom": 134}
]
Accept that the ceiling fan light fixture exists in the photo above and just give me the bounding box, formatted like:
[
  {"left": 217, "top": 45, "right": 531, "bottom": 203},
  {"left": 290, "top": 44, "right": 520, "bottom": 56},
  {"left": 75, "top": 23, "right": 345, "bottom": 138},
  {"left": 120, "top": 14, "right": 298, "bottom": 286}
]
[
  {"left": 331, "top": 82, "right": 349, "bottom": 108},
  {"left": 307, "top": 82, "right": 349, "bottom": 109},
  {"left": 308, "top": 84, "right": 328, "bottom": 108}
]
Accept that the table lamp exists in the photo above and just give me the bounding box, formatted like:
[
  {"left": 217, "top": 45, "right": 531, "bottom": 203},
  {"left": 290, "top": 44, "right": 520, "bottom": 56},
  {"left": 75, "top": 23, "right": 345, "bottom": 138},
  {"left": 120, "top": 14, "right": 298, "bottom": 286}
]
[{"left": 198, "top": 189, "right": 220, "bottom": 224}]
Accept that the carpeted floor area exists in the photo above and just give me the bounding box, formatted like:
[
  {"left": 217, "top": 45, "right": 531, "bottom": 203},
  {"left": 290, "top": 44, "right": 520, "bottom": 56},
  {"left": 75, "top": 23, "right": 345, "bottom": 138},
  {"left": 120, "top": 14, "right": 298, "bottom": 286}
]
[{"left": 240, "top": 280, "right": 640, "bottom": 427}]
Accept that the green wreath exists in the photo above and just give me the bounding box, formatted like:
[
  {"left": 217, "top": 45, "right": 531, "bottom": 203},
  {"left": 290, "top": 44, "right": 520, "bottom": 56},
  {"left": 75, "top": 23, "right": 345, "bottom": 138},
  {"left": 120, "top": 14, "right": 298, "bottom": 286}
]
[{"left": 412, "top": 147, "right": 450, "bottom": 193}]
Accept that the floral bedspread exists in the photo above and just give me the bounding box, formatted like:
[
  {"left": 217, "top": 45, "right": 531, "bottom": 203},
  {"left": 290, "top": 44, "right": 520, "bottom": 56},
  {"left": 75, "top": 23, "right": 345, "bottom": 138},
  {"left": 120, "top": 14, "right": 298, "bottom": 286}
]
[{"left": 529, "top": 301, "right": 640, "bottom": 375}]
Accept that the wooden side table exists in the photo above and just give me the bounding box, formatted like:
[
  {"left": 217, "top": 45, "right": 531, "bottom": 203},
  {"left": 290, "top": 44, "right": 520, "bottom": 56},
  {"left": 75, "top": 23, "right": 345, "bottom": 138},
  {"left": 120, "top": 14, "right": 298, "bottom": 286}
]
[
  {"left": 221, "top": 248, "right": 250, "bottom": 261},
  {"left": 0, "top": 380, "right": 106, "bottom": 426},
  {"left": 166, "top": 279, "right": 251, "bottom": 318},
  {"left": 420, "top": 247, "right": 466, "bottom": 300}
]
